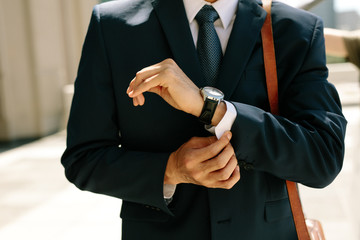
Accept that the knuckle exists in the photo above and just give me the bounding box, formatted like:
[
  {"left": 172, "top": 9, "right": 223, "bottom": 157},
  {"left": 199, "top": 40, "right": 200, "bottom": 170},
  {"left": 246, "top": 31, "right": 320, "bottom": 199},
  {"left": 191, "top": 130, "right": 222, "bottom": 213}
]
[
  {"left": 223, "top": 145, "right": 232, "bottom": 156},
  {"left": 229, "top": 155, "right": 237, "bottom": 166},
  {"left": 224, "top": 181, "right": 235, "bottom": 190},
  {"left": 216, "top": 157, "right": 228, "bottom": 169},
  {"left": 221, "top": 173, "right": 240, "bottom": 190},
  {"left": 183, "top": 158, "right": 193, "bottom": 169},
  {"left": 237, "top": 174, "right": 241, "bottom": 181},
  {"left": 221, "top": 136, "right": 230, "bottom": 144},
  {"left": 217, "top": 173, "right": 228, "bottom": 182},
  {"left": 207, "top": 136, "right": 217, "bottom": 145},
  {"left": 205, "top": 180, "right": 216, "bottom": 189},
  {"left": 164, "top": 58, "right": 175, "bottom": 65},
  {"left": 183, "top": 153, "right": 197, "bottom": 169},
  {"left": 189, "top": 136, "right": 198, "bottom": 142},
  {"left": 162, "top": 66, "right": 174, "bottom": 76},
  {"left": 187, "top": 150, "right": 196, "bottom": 161},
  {"left": 208, "top": 184, "right": 216, "bottom": 189},
  {"left": 208, "top": 147, "right": 219, "bottom": 158},
  {"left": 135, "top": 71, "right": 143, "bottom": 79},
  {"left": 227, "top": 143, "right": 235, "bottom": 153}
]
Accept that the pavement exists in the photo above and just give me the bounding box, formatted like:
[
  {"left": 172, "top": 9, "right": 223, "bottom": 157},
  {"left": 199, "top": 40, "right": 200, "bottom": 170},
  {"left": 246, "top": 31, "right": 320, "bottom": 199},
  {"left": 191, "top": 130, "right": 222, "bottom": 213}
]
[
  {"left": 0, "top": 66, "right": 359, "bottom": 240},
  {"left": 0, "top": 131, "right": 122, "bottom": 240}
]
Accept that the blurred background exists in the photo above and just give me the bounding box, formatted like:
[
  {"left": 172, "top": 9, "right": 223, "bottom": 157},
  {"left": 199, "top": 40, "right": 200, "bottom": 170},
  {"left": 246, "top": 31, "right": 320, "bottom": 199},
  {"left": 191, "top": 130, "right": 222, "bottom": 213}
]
[{"left": 0, "top": 0, "right": 359, "bottom": 239}]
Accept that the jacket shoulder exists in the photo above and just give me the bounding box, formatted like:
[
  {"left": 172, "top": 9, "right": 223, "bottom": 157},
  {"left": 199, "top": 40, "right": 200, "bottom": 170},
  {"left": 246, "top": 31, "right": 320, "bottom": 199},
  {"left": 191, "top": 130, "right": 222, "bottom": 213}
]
[
  {"left": 94, "top": 0, "right": 155, "bottom": 23},
  {"left": 271, "top": 1, "right": 322, "bottom": 28},
  {"left": 270, "top": 1, "right": 324, "bottom": 46}
]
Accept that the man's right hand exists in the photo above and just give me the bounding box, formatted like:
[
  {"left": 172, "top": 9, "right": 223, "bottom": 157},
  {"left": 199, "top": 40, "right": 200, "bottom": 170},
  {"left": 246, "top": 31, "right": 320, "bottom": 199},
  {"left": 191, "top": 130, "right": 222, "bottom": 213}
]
[{"left": 164, "top": 131, "right": 240, "bottom": 189}]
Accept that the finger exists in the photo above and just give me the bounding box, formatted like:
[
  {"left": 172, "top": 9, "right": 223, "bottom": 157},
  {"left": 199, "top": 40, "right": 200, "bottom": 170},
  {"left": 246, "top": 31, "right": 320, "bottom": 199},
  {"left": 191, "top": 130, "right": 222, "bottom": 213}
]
[
  {"left": 128, "top": 74, "right": 161, "bottom": 98},
  {"left": 127, "top": 76, "right": 137, "bottom": 94},
  {"left": 225, "top": 165, "right": 241, "bottom": 188},
  {"left": 210, "top": 154, "right": 238, "bottom": 181},
  {"left": 203, "top": 143, "right": 235, "bottom": 172},
  {"left": 147, "top": 86, "right": 162, "bottom": 96},
  {"left": 128, "top": 64, "right": 162, "bottom": 95},
  {"left": 128, "top": 58, "right": 179, "bottom": 96},
  {"left": 136, "top": 94, "right": 145, "bottom": 106},
  {"left": 195, "top": 131, "right": 232, "bottom": 161},
  {"left": 133, "top": 96, "right": 139, "bottom": 106},
  {"left": 215, "top": 165, "right": 240, "bottom": 190}
]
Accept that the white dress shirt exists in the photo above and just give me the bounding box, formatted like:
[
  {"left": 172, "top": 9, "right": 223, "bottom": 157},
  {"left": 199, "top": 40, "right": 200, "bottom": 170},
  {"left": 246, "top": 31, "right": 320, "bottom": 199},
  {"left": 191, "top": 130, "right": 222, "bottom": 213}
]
[{"left": 164, "top": 0, "right": 238, "bottom": 200}]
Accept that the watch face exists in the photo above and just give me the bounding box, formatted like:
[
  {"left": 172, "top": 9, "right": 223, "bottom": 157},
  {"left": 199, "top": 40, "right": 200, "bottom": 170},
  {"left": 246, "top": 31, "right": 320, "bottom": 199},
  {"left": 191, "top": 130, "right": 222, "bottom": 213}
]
[{"left": 203, "top": 87, "right": 224, "bottom": 99}]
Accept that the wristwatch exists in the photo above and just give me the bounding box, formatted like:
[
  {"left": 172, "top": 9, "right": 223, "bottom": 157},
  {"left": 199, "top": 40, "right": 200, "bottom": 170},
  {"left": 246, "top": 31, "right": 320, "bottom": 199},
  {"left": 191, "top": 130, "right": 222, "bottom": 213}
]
[{"left": 199, "top": 87, "right": 224, "bottom": 125}]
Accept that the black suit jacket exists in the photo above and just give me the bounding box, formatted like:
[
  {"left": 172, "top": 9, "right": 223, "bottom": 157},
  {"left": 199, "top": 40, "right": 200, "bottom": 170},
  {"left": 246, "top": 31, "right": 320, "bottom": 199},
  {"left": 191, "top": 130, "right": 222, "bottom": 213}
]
[{"left": 61, "top": 0, "right": 347, "bottom": 239}]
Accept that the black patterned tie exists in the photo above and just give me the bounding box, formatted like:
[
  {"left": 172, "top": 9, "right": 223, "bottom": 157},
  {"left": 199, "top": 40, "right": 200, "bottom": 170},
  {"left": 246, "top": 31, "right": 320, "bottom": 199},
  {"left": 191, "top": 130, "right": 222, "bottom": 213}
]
[{"left": 195, "top": 5, "right": 223, "bottom": 87}]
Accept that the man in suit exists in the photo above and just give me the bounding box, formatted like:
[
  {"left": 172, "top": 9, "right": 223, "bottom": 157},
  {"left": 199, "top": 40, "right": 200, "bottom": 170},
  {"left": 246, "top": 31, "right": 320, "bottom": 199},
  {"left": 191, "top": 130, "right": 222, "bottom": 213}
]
[{"left": 61, "top": 0, "right": 347, "bottom": 239}]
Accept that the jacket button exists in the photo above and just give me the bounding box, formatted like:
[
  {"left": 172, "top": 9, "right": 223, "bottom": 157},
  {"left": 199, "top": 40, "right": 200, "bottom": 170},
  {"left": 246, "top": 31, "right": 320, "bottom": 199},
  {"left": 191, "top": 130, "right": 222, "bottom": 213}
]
[
  {"left": 238, "top": 161, "right": 246, "bottom": 168},
  {"left": 244, "top": 164, "right": 254, "bottom": 171},
  {"left": 239, "top": 160, "right": 253, "bottom": 170}
]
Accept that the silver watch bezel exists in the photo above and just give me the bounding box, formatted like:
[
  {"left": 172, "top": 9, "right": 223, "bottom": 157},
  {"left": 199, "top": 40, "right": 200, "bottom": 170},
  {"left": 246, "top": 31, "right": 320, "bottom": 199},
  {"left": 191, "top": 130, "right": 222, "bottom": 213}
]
[{"left": 200, "top": 87, "right": 224, "bottom": 102}]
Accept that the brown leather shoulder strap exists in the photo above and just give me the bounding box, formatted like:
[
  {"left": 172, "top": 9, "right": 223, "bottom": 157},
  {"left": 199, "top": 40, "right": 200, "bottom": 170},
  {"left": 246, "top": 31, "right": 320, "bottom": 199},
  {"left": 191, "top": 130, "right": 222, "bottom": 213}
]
[
  {"left": 261, "top": 1, "right": 311, "bottom": 239},
  {"left": 261, "top": 0, "right": 279, "bottom": 115},
  {"left": 286, "top": 181, "right": 311, "bottom": 240}
]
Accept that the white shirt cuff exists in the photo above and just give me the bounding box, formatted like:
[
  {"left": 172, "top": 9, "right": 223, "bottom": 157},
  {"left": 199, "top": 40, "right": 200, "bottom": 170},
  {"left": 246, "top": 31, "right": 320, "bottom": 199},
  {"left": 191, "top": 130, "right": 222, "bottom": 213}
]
[
  {"left": 164, "top": 184, "right": 177, "bottom": 199},
  {"left": 205, "top": 101, "right": 237, "bottom": 139}
]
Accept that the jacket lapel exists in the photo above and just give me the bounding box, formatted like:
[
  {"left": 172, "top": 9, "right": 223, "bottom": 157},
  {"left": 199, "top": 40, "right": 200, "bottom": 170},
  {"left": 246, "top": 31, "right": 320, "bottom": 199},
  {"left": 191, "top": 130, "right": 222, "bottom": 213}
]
[
  {"left": 216, "top": 0, "right": 267, "bottom": 98},
  {"left": 152, "top": 0, "right": 267, "bottom": 93},
  {"left": 152, "top": 0, "right": 203, "bottom": 87}
]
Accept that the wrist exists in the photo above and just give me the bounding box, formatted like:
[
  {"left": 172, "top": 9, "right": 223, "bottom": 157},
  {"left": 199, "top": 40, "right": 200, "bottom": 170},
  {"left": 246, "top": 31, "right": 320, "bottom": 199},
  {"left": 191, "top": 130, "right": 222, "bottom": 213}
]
[
  {"left": 211, "top": 101, "right": 227, "bottom": 126},
  {"left": 164, "top": 152, "right": 181, "bottom": 185},
  {"left": 191, "top": 90, "right": 204, "bottom": 118}
]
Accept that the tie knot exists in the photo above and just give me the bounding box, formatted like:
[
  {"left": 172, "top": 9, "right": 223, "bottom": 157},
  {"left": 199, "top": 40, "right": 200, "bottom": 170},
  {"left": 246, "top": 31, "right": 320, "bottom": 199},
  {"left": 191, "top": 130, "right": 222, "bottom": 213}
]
[{"left": 195, "top": 5, "right": 219, "bottom": 24}]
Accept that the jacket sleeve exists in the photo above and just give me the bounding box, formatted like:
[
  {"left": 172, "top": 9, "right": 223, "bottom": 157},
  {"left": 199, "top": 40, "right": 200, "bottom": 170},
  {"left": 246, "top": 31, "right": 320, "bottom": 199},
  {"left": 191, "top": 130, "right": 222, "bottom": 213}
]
[
  {"left": 61, "top": 5, "right": 172, "bottom": 215},
  {"left": 230, "top": 17, "right": 347, "bottom": 188}
]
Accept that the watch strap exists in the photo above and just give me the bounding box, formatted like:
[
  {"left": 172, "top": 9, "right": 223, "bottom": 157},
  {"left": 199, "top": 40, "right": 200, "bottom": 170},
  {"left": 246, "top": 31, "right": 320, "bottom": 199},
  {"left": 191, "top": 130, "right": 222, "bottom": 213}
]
[{"left": 199, "top": 98, "right": 219, "bottom": 125}]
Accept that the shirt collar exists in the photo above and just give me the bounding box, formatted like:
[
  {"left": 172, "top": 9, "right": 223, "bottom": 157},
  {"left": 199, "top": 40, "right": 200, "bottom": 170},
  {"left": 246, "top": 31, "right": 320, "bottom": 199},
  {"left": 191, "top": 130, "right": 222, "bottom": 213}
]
[{"left": 183, "top": 0, "right": 238, "bottom": 30}]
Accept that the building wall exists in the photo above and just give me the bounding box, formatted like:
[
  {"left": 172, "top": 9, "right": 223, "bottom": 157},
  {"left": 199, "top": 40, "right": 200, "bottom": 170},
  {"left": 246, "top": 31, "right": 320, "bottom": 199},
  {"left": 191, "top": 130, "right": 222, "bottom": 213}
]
[
  {"left": 336, "top": 11, "right": 360, "bottom": 30},
  {"left": 309, "top": 0, "right": 336, "bottom": 28},
  {"left": 0, "top": 0, "right": 98, "bottom": 141}
]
